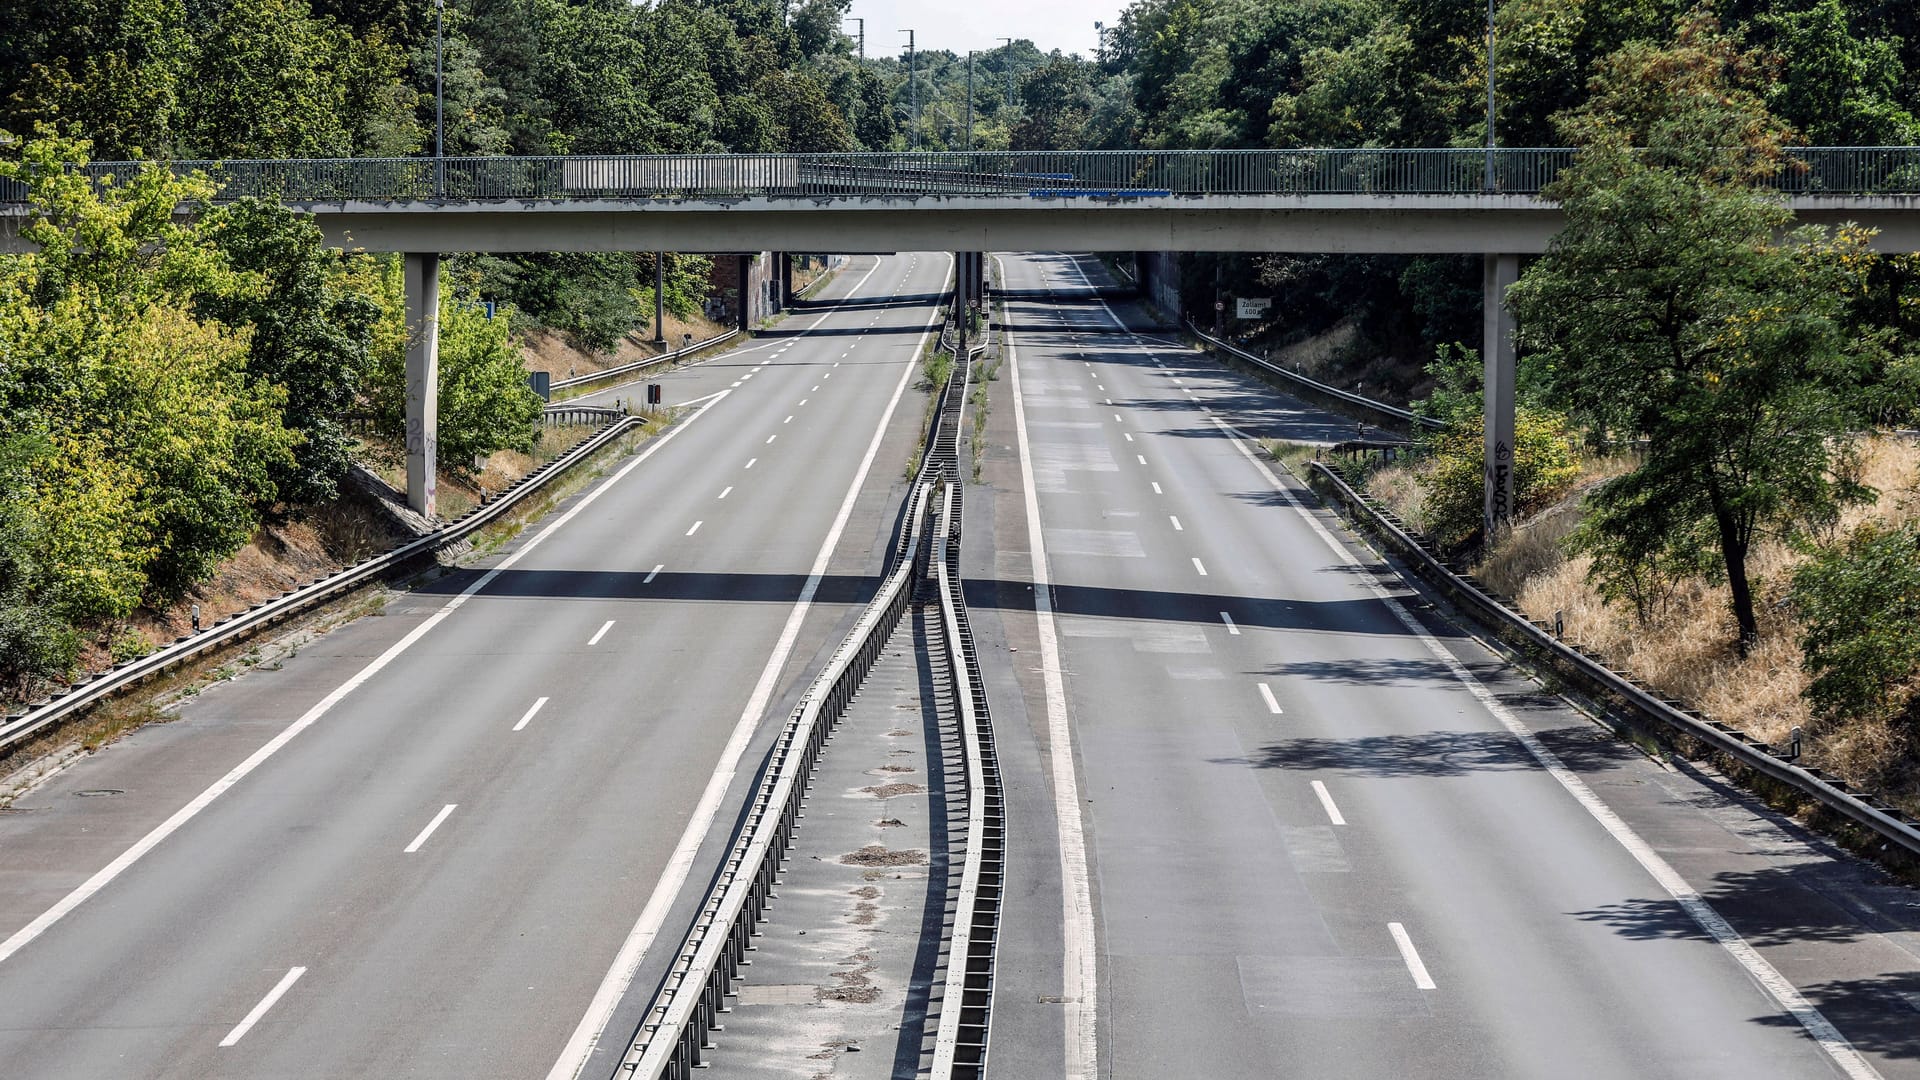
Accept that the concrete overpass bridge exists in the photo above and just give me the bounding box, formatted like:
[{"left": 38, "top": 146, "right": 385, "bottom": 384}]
[{"left": 10, "top": 147, "right": 1919, "bottom": 524}]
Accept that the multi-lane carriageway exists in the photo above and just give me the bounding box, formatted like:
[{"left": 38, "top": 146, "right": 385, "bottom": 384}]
[{"left": 0, "top": 252, "right": 1915, "bottom": 1079}]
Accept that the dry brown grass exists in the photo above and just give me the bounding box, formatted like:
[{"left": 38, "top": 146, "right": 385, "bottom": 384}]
[
  {"left": 1479, "top": 434, "right": 1920, "bottom": 808},
  {"left": 1365, "top": 461, "right": 1429, "bottom": 533},
  {"left": 518, "top": 315, "right": 730, "bottom": 381}
]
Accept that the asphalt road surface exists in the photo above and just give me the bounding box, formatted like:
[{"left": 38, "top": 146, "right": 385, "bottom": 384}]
[
  {"left": 977, "top": 251, "right": 1920, "bottom": 1080},
  {"left": 0, "top": 252, "right": 951, "bottom": 1080}
]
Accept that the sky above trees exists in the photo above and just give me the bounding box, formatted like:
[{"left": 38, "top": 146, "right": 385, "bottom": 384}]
[{"left": 846, "top": 0, "right": 1121, "bottom": 57}]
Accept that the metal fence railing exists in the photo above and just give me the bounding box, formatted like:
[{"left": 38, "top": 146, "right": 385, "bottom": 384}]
[{"left": 7, "top": 148, "right": 1920, "bottom": 205}]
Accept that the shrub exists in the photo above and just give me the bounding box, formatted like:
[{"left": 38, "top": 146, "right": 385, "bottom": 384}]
[
  {"left": 1791, "top": 523, "right": 1920, "bottom": 725},
  {"left": 1417, "top": 408, "right": 1580, "bottom": 549}
]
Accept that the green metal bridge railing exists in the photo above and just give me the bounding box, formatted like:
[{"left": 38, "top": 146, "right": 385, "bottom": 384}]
[{"left": 4, "top": 148, "right": 1920, "bottom": 203}]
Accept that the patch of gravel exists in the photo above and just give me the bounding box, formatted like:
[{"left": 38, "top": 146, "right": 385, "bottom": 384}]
[
  {"left": 861, "top": 782, "right": 925, "bottom": 798},
  {"left": 840, "top": 844, "right": 927, "bottom": 867}
]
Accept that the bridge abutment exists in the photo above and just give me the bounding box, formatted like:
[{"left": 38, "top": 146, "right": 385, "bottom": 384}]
[
  {"left": 403, "top": 251, "right": 440, "bottom": 518},
  {"left": 1482, "top": 253, "right": 1520, "bottom": 539}
]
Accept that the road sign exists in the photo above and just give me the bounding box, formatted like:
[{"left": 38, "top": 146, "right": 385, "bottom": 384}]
[
  {"left": 1214, "top": 299, "right": 1225, "bottom": 311},
  {"left": 1236, "top": 297, "right": 1272, "bottom": 319}
]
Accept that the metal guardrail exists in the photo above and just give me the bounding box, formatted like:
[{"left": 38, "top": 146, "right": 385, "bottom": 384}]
[
  {"left": 549, "top": 327, "right": 739, "bottom": 393},
  {"left": 540, "top": 404, "right": 624, "bottom": 426},
  {"left": 620, "top": 479, "right": 929, "bottom": 1077},
  {"left": 11, "top": 147, "right": 1920, "bottom": 205},
  {"left": 0, "top": 412, "right": 646, "bottom": 757},
  {"left": 1189, "top": 322, "right": 1445, "bottom": 434},
  {"left": 1307, "top": 461, "right": 1920, "bottom": 862}
]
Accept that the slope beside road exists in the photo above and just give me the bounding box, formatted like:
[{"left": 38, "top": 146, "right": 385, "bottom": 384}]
[{"left": 0, "top": 252, "right": 953, "bottom": 1079}]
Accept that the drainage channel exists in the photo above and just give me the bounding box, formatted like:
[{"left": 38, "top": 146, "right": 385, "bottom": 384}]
[{"left": 616, "top": 331, "right": 1003, "bottom": 1079}]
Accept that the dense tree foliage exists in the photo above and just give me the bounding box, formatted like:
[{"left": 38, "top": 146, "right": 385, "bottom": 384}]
[{"left": 1509, "top": 14, "right": 1885, "bottom": 653}]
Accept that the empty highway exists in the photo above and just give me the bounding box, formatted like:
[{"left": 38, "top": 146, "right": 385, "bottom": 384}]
[{"left": 0, "top": 253, "right": 950, "bottom": 1079}]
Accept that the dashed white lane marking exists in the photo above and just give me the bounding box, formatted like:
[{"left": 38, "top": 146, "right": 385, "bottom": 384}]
[
  {"left": 587, "top": 620, "right": 616, "bottom": 645},
  {"left": 1136, "top": 454, "right": 1147, "bottom": 466},
  {"left": 834, "top": 361, "right": 841, "bottom": 367},
  {"left": 1218, "top": 611, "right": 1237, "bottom": 634},
  {"left": 0, "top": 388, "right": 737, "bottom": 972},
  {"left": 1258, "top": 682, "right": 1283, "bottom": 715},
  {"left": 783, "top": 415, "right": 793, "bottom": 424},
  {"left": 730, "top": 381, "right": 742, "bottom": 388},
  {"left": 765, "top": 434, "right": 777, "bottom": 444},
  {"left": 1210, "top": 413, "right": 1885, "bottom": 1080},
  {"left": 685, "top": 520, "right": 703, "bottom": 536},
  {"left": 1123, "top": 432, "right": 1134, "bottom": 442},
  {"left": 1105, "top": 398, "right": 1112, "bottom": 405},
  {"left": 547, "top": 253, "right": 952, "bottom": 1080},
  {"left": 220, "top": 967, "right": 306, "bottom": 1046},
  {"left": 404, "top": 804, "right": 458, "bottom": 854},
  {"left": 1151, "top": 482, "right": 1163, "bottom": 495},
  {"left": 717, "top": 486, "right": 732, "bottom": 499},
  {"left": 1192, "top": 557, "right": 1208, "bottom": 576},
  {"left": 1096, "top": 384, "right": 1105, "bottom": 391},
  {"left": 1113, "top": 414, "right": 1122, "bottom": 422},
  {"left": 741, "top": 372, "right": 754, "bottom": 380},
  {"left": 1170, "top": 515, "right": 1183, "bottom": 531},
  {"left": 1389, "top": 923, "right": 1437, "bottom": 989},
  {"left": 744, "top": 458, "right": 756, "bottom": 469},
  {"left": 823, "top": 372, "right": 831, "bottom": 379},
  {"left": 644, "top": 564, "right": 663, "bottom": 584},
  {"left": 513, "top": 697, "right": 549, "bottom": 732},
  {"left": 811, "top": 385, "right": 820, "bottom": 392},
  {"left": 1312, "top": 780, "right": 1346, "bottom": 826}
]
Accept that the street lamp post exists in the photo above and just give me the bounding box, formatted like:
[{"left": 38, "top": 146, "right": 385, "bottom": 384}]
[
  {"left": 965, "top": 51, "right": 975, "bottom": 151},
  {"left": 901, "top": 29, "right": 916, "bottom": 149},
  {"left": 1484, "top": 0, "right": 1497, "bottom": 193},
  {"left": 434, "top": 0, "right": 445, "bottom": 198},
  {"left": 1000, "top": 37, "right": 1015, "bottom": 108}
]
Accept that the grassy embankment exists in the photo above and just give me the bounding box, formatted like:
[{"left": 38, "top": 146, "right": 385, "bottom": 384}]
[{"left": 1357, "top": 435, "right": 1920, "bottom": 814}]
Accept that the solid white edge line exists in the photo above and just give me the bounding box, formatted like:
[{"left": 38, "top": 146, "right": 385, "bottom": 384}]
[
  {"left": 403, "top": 804, "right": 458, "bottom": 853},
  {"left": 587, "top": 619, "right": 616, "bottom": 645},
  {"left": 543, "top": 252, "right": 942, "bottom": 1080},
  {"left": 219, "top": 966, "right": 307, "bottom": 1046},
  {"left": 644, "top": 564, "right": 663, "bottom": 584},
  {"left": 1218, "top": 610, "right": 1236, "bottom": 634},
  {"left": 1001, "top": 255, "right": 1098, "bottom": 1080},
  {"left": 0, "top": 389, "right": 735, "bottom": 971},
  {"left": 1311, "top": 780, "right": 1346, "bottom": 826},
  {"left": 1209, "top": 413, "right": 1883, "bottom": 1080},
  {"left": 1258, "top": 682, "right": 1284, "bottom": 715},
  {"left": 1389, "top": 923, "right": 1437, "bottom": 990},
  {"left": 512, "top": 697, "right": 550, "bottom": 732}
]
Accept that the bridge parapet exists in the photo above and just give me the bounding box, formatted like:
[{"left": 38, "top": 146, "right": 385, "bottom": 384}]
[{"left": 4, "top": 147, "right": 1919, "bottom": 205}]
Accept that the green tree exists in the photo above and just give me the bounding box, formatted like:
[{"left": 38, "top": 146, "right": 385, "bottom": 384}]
[
  {"left": 198, "top": 199, "right": 376, "bottom": 509},
  {"left": 0, "top": 133, "right": 297, "bottom": 614},
  {"left": 176, "top": 0, "right": 360, "bottom": 158},
  {"left": 1758, "top": 0, "right": 1917, "bottom": 146},
  {"left": 1012, "top": 55, "right": 1095, "bottom": 150},
  {"left": 1507, "top": 14, "right": 1880, "bottom": 653}
]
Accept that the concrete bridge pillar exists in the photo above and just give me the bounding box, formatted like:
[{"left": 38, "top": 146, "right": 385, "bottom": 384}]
[
  {"left": 1482, "top": 253, "right": 1520, "bottom": 539},
  {"left": 776, "top": 252, "right": 793, "bottom": 309},
  {"left": 404, "top": 251, "right": 440, "bottom": 518}
]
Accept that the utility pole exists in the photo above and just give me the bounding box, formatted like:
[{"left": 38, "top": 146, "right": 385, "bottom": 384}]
[
  {"left": 965, "top": 51, "right": 975, "bottom": 151},
  {"left": 1484, "top": 0, "right": 1497, "bottom": 192},
  {"left": 434, "top": 0, "right": 445, "bottom": 198},
  {"left": 902, "top": 29, "right": 917, "bottom": 149},
  {"left": 1000, "top": 37, "right": 1015, "bottom": 108}
]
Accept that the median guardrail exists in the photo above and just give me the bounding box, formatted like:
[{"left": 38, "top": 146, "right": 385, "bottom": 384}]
[
  {"left": 549, "top": 327, "right": 740, "bottom": 394},
  {"left": 0, "top": 412, "right": 653, "bottom": 759},
  {"left": 1307, "top": 460, "right": 1920, "bottom": 864},
  {"left": 1189, "top": 322, "right": 1444, "bottom": 436}
]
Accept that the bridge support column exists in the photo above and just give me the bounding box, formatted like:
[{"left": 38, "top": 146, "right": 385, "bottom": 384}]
[
  {"left": 404, "top": 251, "right": 440, "bottom": 518},
  {"left": 652, "top": 251, "right": 667, "bottom": 346},
  {"left": 776, "top": 252, "right": 793, "bottom": 310},
  {"left": 738, "top": 256, "right": 752, "bottom": 331},
  {"left": 1482, "top": 253, "right": 1520, "bottom": 539}
]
